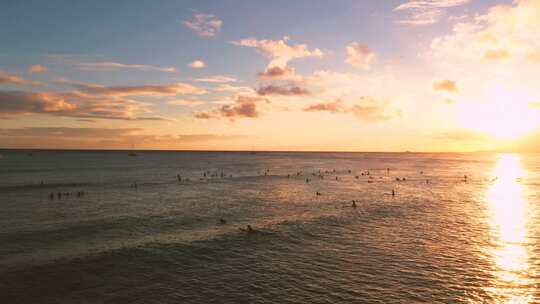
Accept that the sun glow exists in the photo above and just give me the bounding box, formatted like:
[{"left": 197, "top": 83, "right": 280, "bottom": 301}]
[
  {"left": 460, "top": 87, "right": 539, "bottom": 140},
  {"left": 485, "top": 153, "right": 532, "bottom": 303}
]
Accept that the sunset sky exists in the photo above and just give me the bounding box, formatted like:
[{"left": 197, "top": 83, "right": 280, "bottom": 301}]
[{"left": 1, "top": 0, "right": 540, "bottom": 151}]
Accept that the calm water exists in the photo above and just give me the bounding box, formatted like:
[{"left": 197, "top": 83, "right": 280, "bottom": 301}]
[{"left": 1, "top": 150, "right": 540, "bottom": 303}]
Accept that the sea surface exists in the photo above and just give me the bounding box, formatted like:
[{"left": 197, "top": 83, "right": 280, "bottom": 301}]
[{"left": 1, "top": 150, "right": 540, "bottom": 303}]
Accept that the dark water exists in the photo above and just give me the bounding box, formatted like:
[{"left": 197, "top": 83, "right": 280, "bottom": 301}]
[{"left": 1, "top": 150, "right": 540, "bottom": 303}]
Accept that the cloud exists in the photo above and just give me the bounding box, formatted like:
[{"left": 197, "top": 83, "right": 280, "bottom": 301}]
[
  {"left": 213, "top": 84, "right": 254, "bottom": 95},
  {"left": 219, "top": 102, "right": 259, "bottom": 118},
  {"left": 483, "top": 49, "right": 510, "bottom": 61},
  {"left": 27, "top": 64, "right": 47, "bottom": 74},
  {"left": 195, "top": 95, "right": 268, "bottom": 120},
  {"left": 349, "top": 97, "right": 402, "bottom": 122},
  {"left": 188, "top": 60, "right": 206, "bottom": 69},
  {"left": 0, "top": 90, "right": 164, "bottom": 121},
  {"left": 397, "top": 9, "right": 443, "bottom": 25},
  {"left": 194, "top": 75, "right": 238, "bottom": 83},
  {"left": 304, "top": 99, "right": 344, "bottom": 113},
  {"left": 257, "top": 66, "right": 300, "bottom": 81},
  {"left": 433, "top": 80, "right": 458, "bottom": 92},
  {"left": 69, "top": 82, "right": 206, "bottom": 97},
  {"left": 0, "top": 72, "right": 27, "bottom": 85},
  {"left": 194, "top": 112, "right": 213, "bottom": 119},
  {"left": 176, "top": 134, "right": 248, "bottom": 143},
  {"left": 76, "top": 61, "right": 177, "bottom": 73},
  {"left": 394, "top": 0, "right": 470, "bottom": 25},
  {"left": 303, "top": 97, "right": 401, "bottom": 122},
  {"left": 0, "top": 127, "right": 141, "bottom": 138},
  {"left": 256, "top": 84, "right": 310, "bottom": 96},
  {"left": 184, "top": 12, "right": 223, "bottom": 38},
  {"left": 433, "top": 129, "right": 490, "bottom": 142},
  {"left": 232, "top": 37, "right": 325, "bottom": 68},
  {"left": 167, "top": 99, "right": 207, "bottom": 106},
  {"left": 0, "top": 127, "right": 247, "bottom": 149},
  {"left": 529, "top": 101, "right": 540, "bottom": 109},
  {"left": 345, "top": 43, "right": 376, "bottom": 69},
  {"left": 431, "top": 1, "right": 540, "bottom": 63},
  {"left": 0, "top": 70, "right": 40, "bottom": 86}
]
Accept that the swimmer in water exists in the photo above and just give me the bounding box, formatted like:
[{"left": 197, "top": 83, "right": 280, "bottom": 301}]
[
  {"left": 392, "top": 189, "right": 395, "bottom": 197},
  {"left": 219, "top": 218, "right": 227, "bottom": 225},
  {"left": 352, "top": 200, "right": 357, "bottom": 208},
  {"left": 240, "top": 225, "right": 255, "bottom": 233}
]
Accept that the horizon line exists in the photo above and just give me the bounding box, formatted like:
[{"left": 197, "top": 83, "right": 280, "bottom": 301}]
[{"left": 0, "top": 147, "right": 536, "bottom": 154}]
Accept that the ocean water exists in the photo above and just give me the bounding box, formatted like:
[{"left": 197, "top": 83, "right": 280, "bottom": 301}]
[{"left": 1, "top": 150, "right": 540, "bottom": 303}]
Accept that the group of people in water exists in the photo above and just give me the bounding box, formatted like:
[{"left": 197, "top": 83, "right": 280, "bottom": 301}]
[
  {"left": 176, "top": 170, "right": 234, "bottom": 183},
  {"left": 48, "top": 190, "right": 85, "bottom": 200},
  {"left": 41, "top": 165, "right": 471, "bottom": 236},
  {"left": 216, "top": 167, "right": 406, "bottom": 233}
]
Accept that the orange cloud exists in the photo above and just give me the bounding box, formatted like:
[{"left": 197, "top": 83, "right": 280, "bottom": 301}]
[
  {"left": 349, "top": 97, "right": 402, "bottom": 122},
  {"left": 433, "top": 129, "right": 490, "bottom": 142},
  {"left": 0, "top": 70, "right": 40, "bottom": 86},
  {"left": 303, "top": 97, "right": 401, "bottom": 122},
  {"left": 27, "top": 64, "right": 47, "bottom": 74},
  {"left": 188, "top": 60, "right": 206, "bottom": 69},
  {"left": 168, "top": 99, "right": 207, "bottom": 106},
  {"left": 483, "top": 49, "right": 510, "bottom": 61},
  {"left": 70, "top": 82, "right": 206, "bottom": 97},
  {"left": 0, "top": 127, "right": 247, "bottom": 149},
  {"left": 0, "top": 90, "right": 163, "bottom": 120},
  {"left": 433, "top": 80, "right": 458, "bottom": 92}
]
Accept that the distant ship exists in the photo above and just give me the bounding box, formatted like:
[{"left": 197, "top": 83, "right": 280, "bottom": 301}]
[{"left": 128, "top": 144, "right": 138, "bottom": 156}]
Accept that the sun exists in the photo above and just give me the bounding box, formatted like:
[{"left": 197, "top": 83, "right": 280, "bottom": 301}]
[{"left": 459, "top": 87, "right": 539, "bottom": 140}]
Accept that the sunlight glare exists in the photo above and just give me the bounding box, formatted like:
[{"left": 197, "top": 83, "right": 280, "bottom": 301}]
[
  {"left": 485, "top": 153, "right": 531, "bottom": 303},
  {"left": 460, "top": 87, "right": 539, "bottom": 140}
]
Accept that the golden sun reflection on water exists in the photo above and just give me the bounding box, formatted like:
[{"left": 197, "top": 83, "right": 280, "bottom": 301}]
[{"left": 485, "top": 154, "right": 531, "bottom": 303}]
